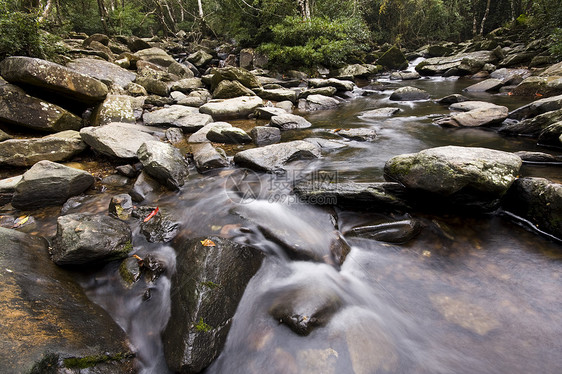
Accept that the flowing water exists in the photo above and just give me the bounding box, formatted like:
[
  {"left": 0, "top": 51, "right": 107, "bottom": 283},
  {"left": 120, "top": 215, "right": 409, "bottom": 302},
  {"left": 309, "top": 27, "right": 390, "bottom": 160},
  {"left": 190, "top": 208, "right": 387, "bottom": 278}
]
[{"left": 6, "top": 70, "right": 562, "bottom": 373}]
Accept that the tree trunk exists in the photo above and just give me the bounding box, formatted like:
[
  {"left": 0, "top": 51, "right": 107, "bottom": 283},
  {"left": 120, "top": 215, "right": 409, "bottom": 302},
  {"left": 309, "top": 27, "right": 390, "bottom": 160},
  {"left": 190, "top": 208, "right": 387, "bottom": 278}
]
[
  {"left": 96, "top": 0, "right": 111, "bottom": 35},
  {"left": 197, "top": 0, "right": 204, "bottom": 18},
  {"left": 297, "top": 0, "right": 311, "bottom": 21},
  {"left": 38, "top": 0, "right": 53, "bottom": 23},
  {"left": 479, "top": 0, "right": 491, "bottom": 35}
]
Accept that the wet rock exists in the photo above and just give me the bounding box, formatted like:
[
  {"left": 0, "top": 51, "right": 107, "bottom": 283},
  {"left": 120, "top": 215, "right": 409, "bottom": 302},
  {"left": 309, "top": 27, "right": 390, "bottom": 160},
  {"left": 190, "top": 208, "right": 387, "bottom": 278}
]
[
  {"left": 463, "top": 78, "right": 504, "bottom": 92},
  {"left": 298, "top": 94, "right": 340, "bottom": 111},
  {"left": 188, "top": 122, "right": 232, "bottom": 143},
  {"left": 0, "top": 79, "right": 82, "bottom": 133},
  {"left": 359, "top": 107, "right": 401, "bottom": 118},
  {"left": 499, "top": 109, "right": 562, "bottom": 137},
  {"left": 514, "top": 151, "right": 562, "bottom": 163},
  {"left": 12, "top": 161, "right": 94, "bottom": 210},
  {"left": 0, "top": 175, "right": 22, "bottom": 206},
  {"left": 255, "top": 106, "right": 287, "bottom": 119},
  {"left": 210, "top": 66, "right": 261, "bottom": 91},
  {"left": 416, "top": 50, "right": 501, "bottom": 76},
  {"left": 293, "top": 181, "right": 411, "bottom": 211},
  {"left": 213, "top": 80, "right": 256, "bottom": 99},
  {"left": 268, "top": 284, "right": 343, "bottom": 336},
  {"left": 206, "top": 126, "right": 252, "bottom": 144},
  {"left": 511, "top": 76, "right": 562, "bottom": 97},
  {"left": 489, "top": 67, "right": 529, "bottom": 85},
  {"left": 336, "top": 128, "right": 377, "bottom": 141},
  {"left": 270, "top": 114, "right": 311, "bottom": 130},
  {"left": 52, "top": 213, "right": 132, "bottom": 266},
  {"left": 166, "top": 127, "right": 185, "bottom": 144},
  {"left": 116, "top": 164, "right": 140, "bottom": 178},
  {"left": 192, "top": 143, "right": 229, "bottom": 172},
  {"left": 135, "top": 47, "right": 176, "bottom": 67},
  {"left": 163, "top": 236, "right": 264, "bottom": 374},
  {"left": 345, "top": 219, "right": 422, "bottom": 243},
  {"left": 502, "top": 177, "right": 562, "bottom": 239},
  {"left": 80, "top": 122, "right": 157, "bottom": 159},
  {"left": 67, "top": 57, "right": 136, "bottom": 88},
  {"left": 233, "top": 140, "right": 321, "bottom": 173},
  {"left": 0, "top": 228, "right": 135, "bottom": 373},
  {"left": 119, "top": 257, "right": 142, "bottom": 287},
  {"left": 437, "top": 94, "right": 468, "bottom": 105},
  {"left": 0, "top": 130, "right": 86, "bottom": 167},
  {"left": 435, "top": 101, "right": 508, "bottom": 127},
  {"left": 0, "top": 56, "right": 108, "bottom": 104},
  {"left": 137, "top": 141, "right": 189, "bottom": 190},
  {"left": 508, "top": 94, "right": 562, "bottom": 121},
  {"left": 140, "top": 208, "right": 180, "bottom": 243},
  {"left": 389, "top": 86, "right": 430, "bottom": 101},
  {"left": 303, "top": 137, "right": 347, "bottom": 151},
  {"left": 389, "top": 71, "right": 420, "bottom": 80},
  {"left": 92, "top": 94, "right": 135, "bottom": 125},
  {"left": 199, "top": 96, "right": 264, "bottom": 120},
  {"left": 143, "top": 105, "right": 213, "bottom": 132},
  {"left": 251, "top": 126, "right": 281, "bottom": 146},
  {"left": 538, "top": 121, "right": 562, "bottom": 146},
  {"left": 298, "top": 86, "right": 337, "bottom": 99},
  {"left": 130, "top": 171, "right": 162, "bottom": 202},
  {"left": 384, "top": 146, "right": 522, "bottom": 210},
  {"left": 109, "top": 194, "right": 134, "bottom": 220},
  {"left": 0, "top": 128, "right": 11, "bottom": 141},
  {"left": 308, "top": 78, "right": 355, "bottom": 92},
  {"left": 427, "top": 44, "right": 454, "bottom": 57},
  {"left": 376, "top": 45, "right": 408, "bottom": 70}
]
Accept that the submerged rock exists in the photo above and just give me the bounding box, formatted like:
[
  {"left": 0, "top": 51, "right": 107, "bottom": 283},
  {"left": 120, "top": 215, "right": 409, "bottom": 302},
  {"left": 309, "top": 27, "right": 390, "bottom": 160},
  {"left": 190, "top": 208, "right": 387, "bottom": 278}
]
[
  {"left": 51, "top": 213, "right": 133, "bottom": 266},
  {"left": 233, "top": 140, "right": 321, "bottom": 173},
  {"left": 139, "top": 208, "right": 180, "bottom": 243},
  {"left": 137, "top": 141, "right": 189, "bottom": 190},
  {"left": 163, "top": 236, "right": 264, "bottom": 373},
  {"left": 359, "top": 107, "right": 401, "bottom": 118},
  {"left": 336, "top": 128, "right": 377, "bottom": 141},
  {"left": 389, "top": 86, "right": 430, "bottom": 101},
  {"left": 0, "top": 228, "right": 135, "bottom": 373},
  {"left": 345, "top": 219, "right": 422, "bottom": 243},
  {"left": 499, "top": 109, "right": 562, "bottom": 137}
]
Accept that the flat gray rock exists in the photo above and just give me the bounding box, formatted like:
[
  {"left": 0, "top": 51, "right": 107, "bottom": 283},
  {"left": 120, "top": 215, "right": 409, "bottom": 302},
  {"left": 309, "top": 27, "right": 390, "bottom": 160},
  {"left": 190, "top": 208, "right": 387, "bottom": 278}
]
[
  {"left": 137, "top": 141, "right": 189, "bottom": 190},
  {"left": 192, "top": 143, "right": 229, "bottom": 172},
  {"left": 233, "top": 140, "right": 321, "bottom": 173},
  {"left": 199, "top": 96, "right": 264, "bottom": 120},
  {"left": 143, "top": 105, "right": 213, "bottom": 132},
  {"left": 270, "top": 114, "right": 311, "bottom": 130},
  {"left": 359, "top": 107, "right": 401, "bottom": 118},
  {"left": 67, "top": 57, "right": 137, "bottom": 88},
  {"left": 80, "top": 122, "right": 156, "bottom": 159}
]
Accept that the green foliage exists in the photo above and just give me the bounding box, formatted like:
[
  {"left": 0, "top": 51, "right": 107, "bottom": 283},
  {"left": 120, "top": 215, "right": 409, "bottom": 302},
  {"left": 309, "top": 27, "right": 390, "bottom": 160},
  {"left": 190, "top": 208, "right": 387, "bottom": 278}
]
[
  {"left": 109, "top": 2, "right": 155, "bottom": 36},
  {"left": 194, "top": 317, "right": 212, "bottom": 332},
  {"left": 258, "top": 16, "right": 370, "bottom": 69},
  {"left": 550, "top": 29, "right": 562, "bottom": 60}
]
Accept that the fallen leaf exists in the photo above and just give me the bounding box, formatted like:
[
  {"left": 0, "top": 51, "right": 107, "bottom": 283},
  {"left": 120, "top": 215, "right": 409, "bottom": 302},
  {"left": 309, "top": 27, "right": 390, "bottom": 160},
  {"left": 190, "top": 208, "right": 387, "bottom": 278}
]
[
  {"left": 201, "top": 239, "right": 216, "bottom": 247},
  {"left": 12, "top": 215, "right": 29, "bottom": 228},
  {"left": 143, "top": 207, "right": 159, "bottom": 222}
]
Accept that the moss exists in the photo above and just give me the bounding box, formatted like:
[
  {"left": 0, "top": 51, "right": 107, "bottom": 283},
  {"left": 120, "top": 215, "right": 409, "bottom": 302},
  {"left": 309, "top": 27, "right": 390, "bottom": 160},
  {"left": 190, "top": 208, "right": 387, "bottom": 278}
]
[
  {"left": 194, "top": 317, "right": 212, "bottom": 332},
  {"left": 122, "top": 241, "right": 133, "bottom": 252},
  {"left": 201, "top": 281, "right": 220, "bottom": 289},
  {"left": 63, "top": 352, "right": 132, "bottom": 369}
]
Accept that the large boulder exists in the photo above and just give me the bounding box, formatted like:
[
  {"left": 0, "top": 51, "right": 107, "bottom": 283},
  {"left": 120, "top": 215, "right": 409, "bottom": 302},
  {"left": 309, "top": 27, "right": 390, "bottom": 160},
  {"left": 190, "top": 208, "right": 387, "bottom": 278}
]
[
  {"left": 170, "top": 78, "right": 204, "bottom": 94},
  {"left": 511, "top": 76, "right": 562, "bottom": 97},
  {"left": 415, "top": 50, "right": 501, "bottom": 76},
  {"left": 502, "top": 177, "right": 562, "bottom": 239},
  {"left": 499, "top": 109, "right": 562, "bottom": 137},
  {"left": 390, "top": 86, "right": 430, "bottom": 101},
  {"left": 206, "top": 126, "right": 252, "bottom": 144},
  {"left": 0, "top": 130, "right": 86, "bottom": 167},
  {"left": 210, "top": 66, "right": 260, "bottom": 91},
  {"left": 92, "top": 94, "right": 135, "bottom": 125},
  {"left": 298, "top": 94, "right": 340, "bottom": 111},
  {"left": 163, "top": 236, "right": 264, "bottom": 374},
  {"left": 376, "top": 46, "right": 408, "bottom": 70},
  {"left": 336, "top": 64, "right": 379, "bottom": 79},
  {"left": 80, "top": 122, "right": 156, "bottom": 159},
  {"left": 0, "top": 228, "right": 135, "bottom": 373},
  {"left": 134, "top": 47, "right": 176, "bottom": 67},
  {"left": 67, "top": 58, "right": 136, "bottom": 88},
  {"left": 508, "top": 94, "right": 562, "bottom": 120},
  {"left": 51, "top": 213, "right": 133, "bottom": 266},
  {"left": 0, "top": 79, "right": 82, "bottom": 133},
  {"left": 187, "top": 49, "right": 213, "bottom": 68},
  {"left": 435, "top": 101, "right": 509, "bottom": 127},
  {"left": 143, "top": 105, "right": 213, "bottom": 132},
  {"left": 463, "top": 78, "right": 504, "bottom": 93},
  {"left": 11, "top": 161, "right": 94, "bottom": 210},
  {"left": 384, "top": 146, "right": 522, "bottom": 210},
  {"left": 233, "top": 140, "right": 321, "bottom": 173},
  {"left": 212, "top": 80, "right": 256, "bottom": 99},
  {"left": 199, "top": 96, "right": 263, "bottom": 120},
  {"left": 137, "top": 141, "right": 189, "bottom": 190},
  {"left": 308, "top": 78, "right": 355, "bottom": 92},
  {"left": 538, "top": 121, "right": 562, "bottom": 146},
  {"left": 254, "top": 87, "right": 298, "bottom": 103},
  {"left": 251, "top": 126, "right": 281, "bottom": 146},
  {"left": 269, "top": 114, "right": 311, "bottom": 130},
  {"left": 192, "top": 143, "right": 229, "bottom": 172},
  {"left": 0, "top": 56, "right": 108, "bottom": 104}
]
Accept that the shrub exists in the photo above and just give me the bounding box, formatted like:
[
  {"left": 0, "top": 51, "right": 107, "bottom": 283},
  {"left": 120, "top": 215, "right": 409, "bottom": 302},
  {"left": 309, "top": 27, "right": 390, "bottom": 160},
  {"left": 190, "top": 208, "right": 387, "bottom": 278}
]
[{"left": 550, "top": 28, "right": 562, "bottom": 60}]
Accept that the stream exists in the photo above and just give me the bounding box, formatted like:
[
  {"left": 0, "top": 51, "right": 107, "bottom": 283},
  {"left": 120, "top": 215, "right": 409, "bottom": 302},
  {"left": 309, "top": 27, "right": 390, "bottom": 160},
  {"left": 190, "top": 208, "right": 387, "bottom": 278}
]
[{"left": 12, "top": 69, "right": 562, "bottom": 373}]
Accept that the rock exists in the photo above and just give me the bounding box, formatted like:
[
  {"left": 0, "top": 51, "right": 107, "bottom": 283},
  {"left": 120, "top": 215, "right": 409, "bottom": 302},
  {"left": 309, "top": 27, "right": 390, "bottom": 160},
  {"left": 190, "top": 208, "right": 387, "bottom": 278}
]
[
  {"left": 416, "top": 50, "right": 501, "bottom": 76},
  {"left": 298, "top": 94, "right": 340, "bottom": 111},
  {"left": 0, "top": 79, "right": 82, "bottom": 133},
  {"left": 293, "top": 181, "right": 411, "bottom": 211},
  {"left": 508, "top": 94, "right": 562, "bottom": 120},
  {"left": 83, "top": 33, "right": 109, "bottom": 47},
  {"left": 336, "top": 128, "right": 377, "bottom": 141},
  {"left": 210, "top": 66, "right": 260, "bottom": 91},
  {"left": 268, "top": 284, "right": 342, "bottom": 336},
  {"left": 498, "top": 52, "right": 535, "bottom": 67},
  {"left": 0, "top": 130, "right": 86, "bottom": 167},
  {"left": 67, "top": 58, "right": 136, "bottom": 88},
  {"left": 116, "top": 164, "right": 139, "bottom": 178},
  {"left": 199, "top": 96, "right": 264, "bottom": 120},
  {"left": 308, "top": 78, "right": 354, "bottom": 92},
  {"left": 359, "top": 107, "right": 401, "bottom": 118},
  {"left": 166, "top": 127, "right": 185, "bottom": 144},
  {"left": 390, "top": 86, "right": 430, "bottom": 101},
  {"left": 239, "top": 48, "right": 254, "bottom": 69},
  {"left": 499, "top": 109, "right": 562, "bottom": 136},
  {"left": 206, "top": 126, "right": 252, "bottom": 144},
  {"left": 125, "top": 82, "right": 148, "bottom": 96},
  {"left": 251, "top": 126, "right": 281, "bottom": 146},
  {"left": 303, "top": 137, "right": 347, "bottom": 151},
  {"left": 187, "top": 49, "right": 214, "bottom": 67},
  {"left": 168, "top": 61, "right": 195, "bottom": 79},
  {"left": 139, "top": 208, "right": 180, "bottom": 243},
  {"left": 137, "top": 141, "right": 189, "bottom": 190},
  {"left": 0, "top": 56, "right": 108, "bottom": 104},
  {"left": 129, "top": 171, "right": 162, "bottom": 202},
  {"left": 170, "top": 77, "right": 204, "bottom": 93},
  {"left": 80, "top": 122, "right": 156, "bottom": 159},
  {"left": 255, "top": 107, "right": 287, "bottom": 119},
  {"left": 213, "top": 80, "right": 256, "bottom": 99},
  {"left": 135, "top": 47, "right": 176, "bottom": 67},
  {"left": 51, "top": 213, "right": 132, "bottom": 266},
  {"left": 336, "top": 64, "right": 379, "bottom": 79},
  {"left": 345, "top": 219, "right": 422, "bottom": 243},
  {"left": 538, "top": 121, "right": 562, "bottom": 146},
  {"left": 0, "top": 175, "right": 22, "bottom": 206},
  {"left": 457, "top": 58, "right": 486, "bottom": 75},
  {"left": 126, "top": 35, "right": 151, "bottom": 52},
  {"left": 188, "top": 122, "right": 232, "bottom": 143},
  {"left": 234, "top": 140, "right": 320, "bottom": 173},
  {"left": 489, "top": 68, "right": 529, "bottom": 84},
  {"left": 384, "top": 146, "right": 522, "bottom": 210},
  {"left": 163, "top": 236, "right": 264, "bottom": 374},
  {"left": 135, "top": 75, "right": 170, "bottom": 97},
  {"left": 12, "top": 161, "right": 94, "bottom": 210},
  {"left": 463, "top": 78, "right": 504, "bottom": 92},
  {"left": 143, "top": 105, "right": 213, "bottom": 132},
  {"left": 389, "top": 71, "right": 420, "bottom": 80},
  {"left": 0, "top": 228, "right": 135, "bottom": 373},
  {"left": 511, "top": 76, "right": 562, "bottom": 97},
  {"left": 192, "top": 143, "right": 229, "bottom": 172},
  {"left": 435, "top": 101, "right": 508, "bottom": 127},
  {"left": 298, "top": 86, "right": 337, "bottom": 99},
  {"left": 0, "top": 128, "right": 11, "bottom": 141},
  {"left": 276, "top": 100, "right": 294, "bottom": 112},
  {"left": 514, "top": 151, "right": 562, "bottom": 163},
  {"left": 269, "top": 114, "right": 311, "bottom": 130},
  {"left": 109, "top": 194, "right": 134, "bottom": 220},
  {"left": 376, "top": 45, "right": 408, "bottom": 70},
  {"left": 254, "top": 87, "right": 298, "bottom": 103},
  {"left": 437, "top": 94, "right": 468, "bottom": 105},
  {"left": 175, "top": 89, "right": 211, "bottom": 107},
  {"left": 93, "top": 94, "right": 135, "bottom": 125},
  {"left": 427, "top": 44, "right": 454, "bottom": 57}
]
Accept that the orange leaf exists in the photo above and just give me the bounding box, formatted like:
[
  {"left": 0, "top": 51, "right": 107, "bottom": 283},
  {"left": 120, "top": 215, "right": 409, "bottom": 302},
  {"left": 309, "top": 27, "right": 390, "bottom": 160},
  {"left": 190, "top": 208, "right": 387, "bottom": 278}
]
[
  {"left": 200, "top": 239, "right": 216, "bottom": 247},
  {"left": 143, "top": 207, "right": 159, "bottom": 222}
]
